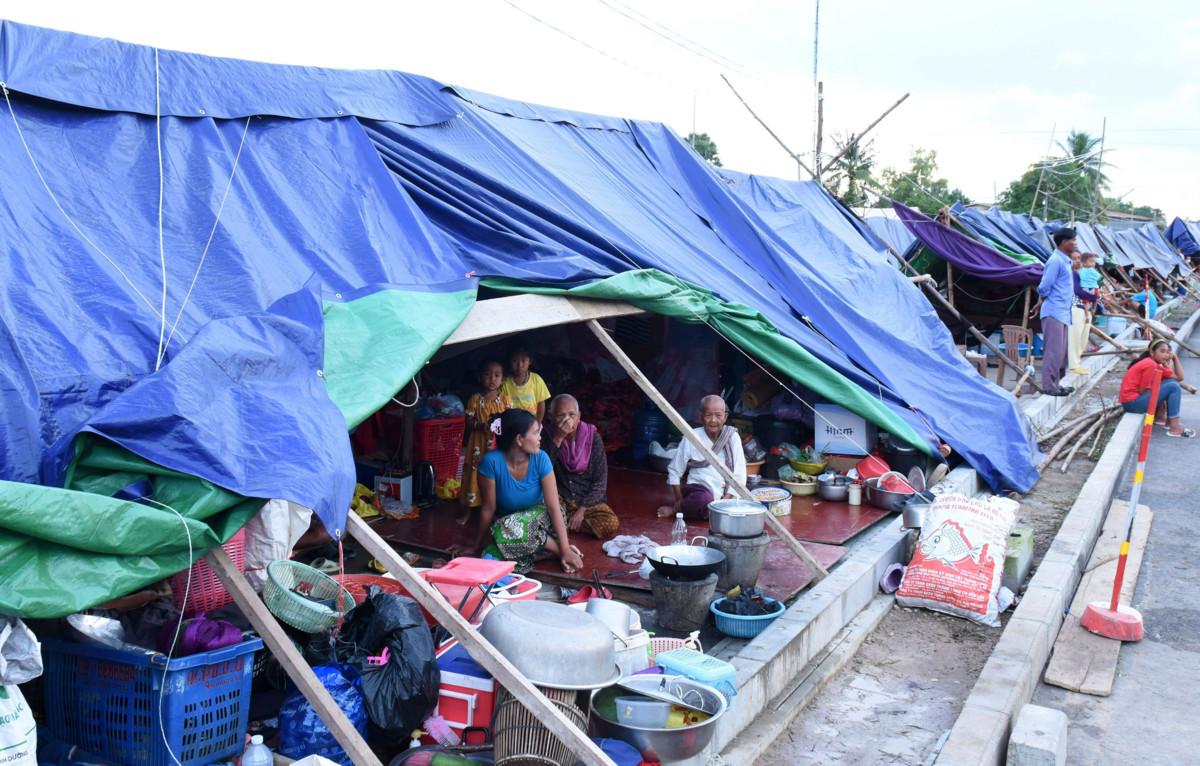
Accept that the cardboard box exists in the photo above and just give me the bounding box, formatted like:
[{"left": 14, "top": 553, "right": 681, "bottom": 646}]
[{"left": 813, "top": 403, "right": 877, "bottom": 456}]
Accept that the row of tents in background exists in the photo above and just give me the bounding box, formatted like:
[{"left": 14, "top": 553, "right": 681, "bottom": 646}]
[{"left": 863, "top": 203, "right": 1199, "bottom": 280}]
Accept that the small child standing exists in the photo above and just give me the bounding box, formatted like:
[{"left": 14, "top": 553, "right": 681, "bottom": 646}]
[
  {"left": 460, "top": 360, "right": 512, "bottom": 517},
  {"left": 501, "top": 343, "right": 551, "bottom": 422}
]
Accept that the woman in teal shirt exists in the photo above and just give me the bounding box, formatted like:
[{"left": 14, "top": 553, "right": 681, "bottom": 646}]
[{"left": 452, "top": 408, "right": 584, "bottom": 574}]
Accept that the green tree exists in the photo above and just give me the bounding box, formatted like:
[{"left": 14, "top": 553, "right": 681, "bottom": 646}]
[
  {"left": 998, "top": 130, "right": 1110, "bottom": 221},
  {"left": 826, "top": 132, "right": 876, "bottom": 207},
  {"left": 879, "top": 148, "right": 970, "bottom": 215},
  {"left": 686, "top": 132, "right": 722, "bottom": 167},
  {"left": 1103, "top": 197, "right": 1165, "bottom": 225}
]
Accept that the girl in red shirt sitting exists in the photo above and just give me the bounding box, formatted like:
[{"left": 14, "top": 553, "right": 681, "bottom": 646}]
[{"left": 1119, "top": 338, "right": 1196, "bottom": 438}]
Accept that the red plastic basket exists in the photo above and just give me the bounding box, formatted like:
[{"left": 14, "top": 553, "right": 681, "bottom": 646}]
[
  {"left": 170, "top": 529, "right": 246, "bottom": 613},
  {"left": 415, "top": 416, "right": 466, "bottom": 483}
]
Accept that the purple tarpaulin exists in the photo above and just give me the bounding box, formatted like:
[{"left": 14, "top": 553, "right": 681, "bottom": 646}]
[{"left": 894, "top": 203, "right": 1044, "bottom": 286}]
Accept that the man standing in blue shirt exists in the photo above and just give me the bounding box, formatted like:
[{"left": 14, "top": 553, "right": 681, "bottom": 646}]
[{"left": 1033, "top": 228, "right": 1077, "bottom": 396}]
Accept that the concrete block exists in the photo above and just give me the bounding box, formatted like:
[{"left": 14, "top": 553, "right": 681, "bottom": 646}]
[
  {"left": 777, "top": 597, "right": 840, "bottom": 655},
  {"left": 990, "top": 617, "right": 1052, "bottom": 674},
  {"left": 967, "top": 656, "right": 1036, "bottom": 717},
  {"left": 936, "top": 704, "right": 1010, "bottom": 766},
  {"left": 1018, "top": 583, "right": 1071, "bottom": 627},
  {"left": 1026, "top": 560, "right": 1077, "bottom": 597},
  {"left": 1006, "top": 704, "right": 1068, "bottom": 766}
]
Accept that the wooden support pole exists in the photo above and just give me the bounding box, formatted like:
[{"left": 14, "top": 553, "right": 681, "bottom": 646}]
[
  {"left": 1113, "top": 312, "right": 1200, "bottom": 357},
  {"left": 1021, "top": 286, "right": 1032, "bottom": 332},
  {"left": 1088, "top": 324, "right": 1131, "bottom": 352},
  {"left": 584, "top": 319, "right": 830, "bottom": 581},
  {"left": 206, "top": 549, "right": 384, "bottom": 766},
  {"left": 346, "top": 515, "right": 615, "bottom": 766},
  {"left": 917, "top": 279, "right": 1045, "bottom": 393},
  {"left": 946, "top": 263, "right": 955, "bottom": 309}
]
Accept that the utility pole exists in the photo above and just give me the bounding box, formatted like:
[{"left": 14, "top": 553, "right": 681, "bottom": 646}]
[
  {"left": 1095, "top": 116, "right": 1107, "bottom": 222},
  {"left": 815, "top": 81, "right": 825, "bottom": 181},
  {"left": 1030, "top": 122, "right": 1057, "bottom": 217},
  {"left": 811, "top": 0, "right": 821, "bottom": 181}
]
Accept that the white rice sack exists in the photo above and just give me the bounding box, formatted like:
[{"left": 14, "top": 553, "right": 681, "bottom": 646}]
[{"left": 897, "top": 494, "right": 1019, "bottom": 626}]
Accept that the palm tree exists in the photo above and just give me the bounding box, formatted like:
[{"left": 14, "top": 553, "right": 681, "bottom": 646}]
[
  {"left": 686, "top": 132, "right": 722, "bottom": 167},
  {"left": 1055, "top": 130, "right": 1110, "bottom": 218},
  {"left": 826, "top": 132, "right": 876, "bottom": 207}
]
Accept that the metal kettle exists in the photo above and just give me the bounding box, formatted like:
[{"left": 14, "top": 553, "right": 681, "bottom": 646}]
[{"left": 414, "top": 461, "right": 436, "bottom": 504}]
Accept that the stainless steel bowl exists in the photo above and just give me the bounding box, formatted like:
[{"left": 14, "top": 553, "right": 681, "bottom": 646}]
[
  {"left": 589, "top": 675, "right": 728, "bottom": 762},
  {"left": 479, "top": 601, "right": 619, "bottom": 689},
  {"left": 707, "top": 499, "right": 767, "bottom": 538},
  {"left": 901, "top": 498, "right": 932, "bottom": 529},
  {"left": 816, "top": 474, "right": 850, "bottom": 502},
  {"left": 864, "top": 477, "right": 914, "bottom": 511}
]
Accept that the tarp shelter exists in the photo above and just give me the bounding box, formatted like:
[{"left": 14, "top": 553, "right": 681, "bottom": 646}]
[
  {"left": 855, "top": 209, "right": 921, "bottom": 260},
  {"left": 1111, "top": 224, "right": 1186, "bottom": 277},
  {"left": 894, "top": 203, "right": 1043, "bottom": 285},
  {"left": 1166, "top": 217, "right": 1200, "bottom": 257},
  {"left": 951, "top": 205, "right": 1054, "bottom": 261},
  {"left": 0, "top": 21, "right": 1039, "bottom": 617}
]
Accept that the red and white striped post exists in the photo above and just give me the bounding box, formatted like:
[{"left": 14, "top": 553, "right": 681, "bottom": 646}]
[{"left": 1081, "top": 367, "right": 1163, "bottom": 641}]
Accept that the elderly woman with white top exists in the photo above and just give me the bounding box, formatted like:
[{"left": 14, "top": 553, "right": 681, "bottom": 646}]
[{"left": 656, "top": 395, "right": 747, "bottom": 520}]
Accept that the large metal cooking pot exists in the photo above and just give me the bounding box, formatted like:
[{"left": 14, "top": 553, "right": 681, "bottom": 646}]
[
  {"left": 707, "top": 499, "right": 767, "bottom": 538},
  {"left": 646, "top": 539, "right": 726, "bottom": 581},
  {"left": 589, "top": 675, "right": 727, "bottom": 763},
  {"left": 479, "top": 601, "right": 619, "bottom": 689}
]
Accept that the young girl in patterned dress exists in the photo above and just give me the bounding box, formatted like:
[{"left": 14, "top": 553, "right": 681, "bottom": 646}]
[{"left": 459, "top": 360, "right": 511, "bottom": 522}]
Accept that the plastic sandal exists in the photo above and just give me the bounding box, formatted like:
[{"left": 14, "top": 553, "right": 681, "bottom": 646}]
[
  {"left": 1165, "top": 427, "right": 1197, "bottom": 439},
  {"left": 308, "top": 557, "right": 340, "bottom": 575}
]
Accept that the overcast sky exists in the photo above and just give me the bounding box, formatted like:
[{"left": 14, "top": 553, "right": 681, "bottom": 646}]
[{"left": 4, "top": 0, "right": 1198, "bottom": 218}]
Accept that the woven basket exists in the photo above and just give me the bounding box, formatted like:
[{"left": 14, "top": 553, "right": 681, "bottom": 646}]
[
  {"left": 648, "top": 632, "right": 703, "bottom": 662},
  {"left": 493, "top": 686, "right": 587, "bottom": 766},
  {"left": 264, "top": 561, "right": 354, "bottom": 633}
]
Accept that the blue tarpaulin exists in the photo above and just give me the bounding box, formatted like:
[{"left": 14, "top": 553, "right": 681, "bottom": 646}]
[
  {"left": 952, "top": 205, "right": 1053, "bottom": 261},
  {"left": 0, "top": 20, "right": 1044, "bottom": 613},
  {"left": 1166, "top": 217, "right": 1200, "bottom": 257}
]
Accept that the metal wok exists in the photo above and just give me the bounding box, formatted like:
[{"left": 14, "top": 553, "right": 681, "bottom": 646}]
[{"left": 646, "top": 540, "right": 726, "bottom": 581}]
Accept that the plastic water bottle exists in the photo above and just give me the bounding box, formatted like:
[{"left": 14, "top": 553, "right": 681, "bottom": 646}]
[
  {"left": 671, "top": 513, "right": 687, "bottom": 545},
  {"left": 242, "top": 735, "right": 273, "bottom": 766}
]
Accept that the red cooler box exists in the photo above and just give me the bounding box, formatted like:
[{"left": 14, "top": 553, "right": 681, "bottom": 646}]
[{"left": 433, "top": 642, "right": 495, "bottom": 735}]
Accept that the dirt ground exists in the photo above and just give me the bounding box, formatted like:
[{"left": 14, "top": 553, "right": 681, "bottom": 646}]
[{"left": 756, "top": 310, "right": 1191, "bottom": 766}]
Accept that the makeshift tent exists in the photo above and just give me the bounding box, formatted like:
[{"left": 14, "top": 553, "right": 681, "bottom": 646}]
[
  {"left": 894, "top": 203, "right": 1043, "bottom": 285},
  {"left": 1166, "top": 217, "right": 1200, "bottom": 257},
  {"left": 860, "top": 213, "right": 920, "bottom": 260},
  {"left": 951, "top": 205, "right": 1054, "bottom": 261},
  {"left": 0, "top": 21, "right": 1040, "bottom": 616}
]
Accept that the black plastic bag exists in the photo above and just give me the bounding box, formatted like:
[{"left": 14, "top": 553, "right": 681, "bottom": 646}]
[{"left": 335, "top": 587, "right": 439, "bottom": 734}]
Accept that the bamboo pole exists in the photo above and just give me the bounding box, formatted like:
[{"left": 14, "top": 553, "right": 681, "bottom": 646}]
[
  {"left": 917, "top": 278, "right": 1044, "bottom": 393},
  {"left": 1113, "top": 312, "right": 1200, "bottom": 357},
  {"left": 1021, "top": 286, "right": 1032, "bottom": 332},
  {"left": 584, "top": 320, "right": 831, "bottom": 580},
  {"left": 946, "top": 263, "right": 955, "bottom": 309}
]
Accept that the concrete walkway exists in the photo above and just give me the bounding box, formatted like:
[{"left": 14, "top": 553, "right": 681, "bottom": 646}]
[{"left": 1034, "top": 324, "right": 1200, "bottom": 764}]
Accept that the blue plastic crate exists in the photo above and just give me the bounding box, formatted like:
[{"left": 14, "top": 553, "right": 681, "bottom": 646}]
[{"left": 43, "top": 637, "right": 262, "bottom": 766}]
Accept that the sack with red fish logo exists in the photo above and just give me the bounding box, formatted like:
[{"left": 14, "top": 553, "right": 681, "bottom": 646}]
[{"left": 897, "top": 493, "right": 1019, "bottom": 626}]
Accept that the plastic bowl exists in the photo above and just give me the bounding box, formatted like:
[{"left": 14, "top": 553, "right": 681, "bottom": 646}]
[
  {"left": 788, "top": 459, "right": 827, "bottom": 475},
  {"left": 779, "top": 478, "right": 816, "bottom": 496},
  {"left": 709, "top": 597, "right": 785, "bottom": 639}
]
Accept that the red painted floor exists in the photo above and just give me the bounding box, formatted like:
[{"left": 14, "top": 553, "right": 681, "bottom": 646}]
[{"left": 375, "top": 466, "right": 892, "bottom": 600}]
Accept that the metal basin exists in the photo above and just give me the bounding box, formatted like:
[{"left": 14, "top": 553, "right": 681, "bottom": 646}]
[
  {"left": 646, "top": 543, "right": 726, "bottom": 581},
  {"left": 816, "top": 474, "right": 850, "bottom": 502},
  {"left": 479, "top": 601, "right": 619, "bottom": 689},
  {"left": 589, "top": 675, "right": 727, "bottom": 763},
  {"left": 707, "top": 499, "right": 767, "bottom": 538},
  {"left": 864, "top": 477, "right": 914, "bottom": 511}
]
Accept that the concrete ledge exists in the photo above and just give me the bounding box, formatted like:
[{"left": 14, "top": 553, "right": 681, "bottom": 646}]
[{"left": 934, "top": 412, "right": 1144, "bottom": 765}]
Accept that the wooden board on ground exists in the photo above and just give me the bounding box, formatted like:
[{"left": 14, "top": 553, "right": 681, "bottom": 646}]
[{"left": 1043, "top": 501, "right": 1152, "bottom": 696}]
